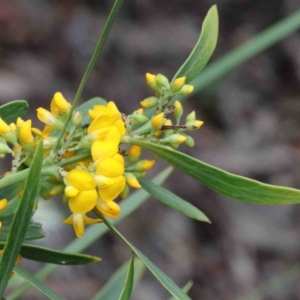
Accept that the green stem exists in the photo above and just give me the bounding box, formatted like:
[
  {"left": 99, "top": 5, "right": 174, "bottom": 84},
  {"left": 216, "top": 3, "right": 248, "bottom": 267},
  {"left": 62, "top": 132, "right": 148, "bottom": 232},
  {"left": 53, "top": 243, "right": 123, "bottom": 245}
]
[{"left": 52, "top": 0, "right": 124, "bottom": 153}]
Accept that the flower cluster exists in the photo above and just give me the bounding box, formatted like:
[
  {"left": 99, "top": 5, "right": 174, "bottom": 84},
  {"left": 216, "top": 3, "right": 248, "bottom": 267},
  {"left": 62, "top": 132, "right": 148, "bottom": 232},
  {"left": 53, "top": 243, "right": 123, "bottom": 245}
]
[{"left": 0, "top": 73, "right": 203, "bottom": 238}]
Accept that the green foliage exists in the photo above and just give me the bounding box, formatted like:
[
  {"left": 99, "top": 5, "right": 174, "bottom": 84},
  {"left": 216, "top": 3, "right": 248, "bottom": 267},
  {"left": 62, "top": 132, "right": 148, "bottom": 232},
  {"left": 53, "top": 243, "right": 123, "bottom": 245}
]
[
  {"left": 0, "top": 215, "right": 44, "bottom": 241},
  {"left": 0, "top": 141, "right": 43, "bottom": 294},
  {"left": 0, "top": 101, "right": 28, "bottom": 124},
  {"left": 2, "top": 244, "right": 100, "bottom": 265},
  {"left": 92, "top": 258, "right": 145, "bottom": 300},
  {"left": 138, "top": 177, "right": 210, "bottom": 222},
  {"left": 13, "top": 266, "right": 64, "bottom": 300},
  {"left": 118, "top": 254, "right": 135, "bottom": 300},
  {"left": 172, "top": 5, "right": 218, "bottom": 84},
  {"left": 133, "top": 140, "right": 300, "bottom": 205}
]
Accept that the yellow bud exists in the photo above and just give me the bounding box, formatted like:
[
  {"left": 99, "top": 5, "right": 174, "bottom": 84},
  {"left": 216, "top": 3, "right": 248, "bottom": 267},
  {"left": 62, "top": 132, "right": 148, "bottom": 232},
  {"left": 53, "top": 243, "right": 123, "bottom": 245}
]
[
  {"left": 131, "top": 160, "right": 155, "bottom": 172},
  {"left": 184, "top": 135, "right": 195, "bottom": 147},
  {"left": 140, "top": 96, "right": 159, "bottom": 108},
  {"left": 186, "top": 120, "right": 204, "bottom": 129},
  {"left": 19, "top": 120, "right": 33, "bottom": 144},
  {"left": 51, "top": 92, "right": 71, "bottom": 115},
  {"left": 151, "top": 113, "right": 164, "bottom": 131},
  {"left": 124, "top": 173, "right": 141, "bottom": 188},
  {"left": 0, "top": 199, "right": 8, "bottom": 211},
  {"left": 186, "top": 111, "right": 196, "bottom": 123},
  {"left": 155, "top": 74, "right": 169, "bottom": 89},
  {"left": 171, "top": 77, "right": 186, "bottom": 93},
  {"left": 178, "top": 84, "right": 194, "bottom": 95},
  {"left": 146, "top": 73, "right": 162, "bottom": 92},
  {"left": 0, "top": 118, "right": 10, "bottom": 135},
  {"left": 161, "top": 134, "right": 187, "bottom": 145},
  {"left": 128, "top": 145, "right": 142, "bottom": 162},
  {"left": 134, "top": 108, "right": 144, "bottom": 115},
  {"left": 174, "top": 100, "right": 183, "bottom": 124}
]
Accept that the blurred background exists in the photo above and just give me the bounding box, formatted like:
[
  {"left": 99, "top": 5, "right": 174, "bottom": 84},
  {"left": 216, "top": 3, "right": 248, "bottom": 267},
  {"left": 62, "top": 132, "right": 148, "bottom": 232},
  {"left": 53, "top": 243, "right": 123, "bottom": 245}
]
[{"left": 2, "top": 0, "right": 300, "bottom": 299}]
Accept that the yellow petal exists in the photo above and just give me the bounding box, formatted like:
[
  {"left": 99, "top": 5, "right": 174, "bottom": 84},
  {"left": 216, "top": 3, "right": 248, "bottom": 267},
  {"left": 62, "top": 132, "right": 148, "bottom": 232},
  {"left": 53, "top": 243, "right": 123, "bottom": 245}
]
[
  {"left": 65, "top": 169, "right": 96, "bottom": 191},
  {"left": 98, "top": 176, "right": 126, "bottom": 201},
  {"left": 91, "top": 140, "right": 119, "bottom": 162},
  {"left": 68, "top": 190, "right": 98, "bottom": 214},
  {"left": 20, "top": 120, "right": 33, "bottom": 144},
  {"left": 50, "top": 92, "right": 71, "bottom": 115},
  {"left": 96, "top": 156, "right": 124, "bottom": 178},
  {"left": 96, "top": 200, "right": 121, "bottom": 218}
]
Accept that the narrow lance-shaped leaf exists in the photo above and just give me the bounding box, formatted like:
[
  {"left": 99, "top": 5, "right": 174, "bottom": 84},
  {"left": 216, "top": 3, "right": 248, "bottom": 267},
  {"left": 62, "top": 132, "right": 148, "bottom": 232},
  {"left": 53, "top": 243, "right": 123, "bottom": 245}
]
[
  {"left": 132, "top": 140, "right": 300, "bottom": 205},
  {"left": 13, "top": 266, "right": 64, "bottom": 300},
  {"left": 138, "top": 177, "right": 210, "bottom": 223},
  {"left": 94, "top": 212, "right": 191, "bottom": 300},
  {"left": 0, "top": 141, "right": 43, "bottom": 294},
  {"left": 92, "top": 258, "right": 145, "bottom": 300},
  {"left": 171, "top": 5, "right": 219, "bottom": 84},
  {"left": 118, "top": 254, "right": 135, "bottom": 300},
  {"left": 0, "top": 243, "right": 100, "bottom": 265}
]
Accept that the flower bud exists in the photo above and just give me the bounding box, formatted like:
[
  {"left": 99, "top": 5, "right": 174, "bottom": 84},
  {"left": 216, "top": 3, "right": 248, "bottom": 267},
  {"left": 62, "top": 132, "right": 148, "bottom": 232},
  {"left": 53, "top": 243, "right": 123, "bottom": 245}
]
[
  {"left": 161, "top": 134, "right": 187, "bottom": 145},
  {"left": 171, "top": 77, "right": 186, "bottom": 93},
  {"left": 71, "top": 111, "right": 83, "bottom": 127},
  {"left": 146, "top": 73, "right": 160, "bottom": 91},
  {"left": 184, "top": 135, "right": 195, "bottom": 147},
  {"left": 186, "top": 111, "right": 196, "bottom": 123},
  {"left": 178, "top": 84, "right": 194, "bottom": 95},
  {"left": 130, "top": 160, "right": 155, "bottom": 172},
  {"left": 124, "top": 172, "right": 141, "bottom": 188},
  {"left": 130, "top": 114, "right": 149, "bottom": 125},
  {"left": 155, "top": 74, "right": 169, "bottom": 89},
  {"left": 174, "top": 100, "right": 183, "bottom": 124},
  {"left": 128, "top": 145, "right": 142, "bottom": 162},
  {"left": 186, "top": 120, "right": 203, "bottom": 129},
  {"left": 151, "top": 113, "right": 164, "bottom": 132},
  {"left": 140, "top": 96, "right": 159, "bottom": 108}
]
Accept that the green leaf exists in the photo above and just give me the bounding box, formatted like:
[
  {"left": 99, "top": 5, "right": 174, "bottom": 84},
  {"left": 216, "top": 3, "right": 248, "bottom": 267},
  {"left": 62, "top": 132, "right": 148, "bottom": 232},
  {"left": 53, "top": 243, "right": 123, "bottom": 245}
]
[
  {"left": 0, "top": 215, "right": 44, "bottom": 241},
  {"left": 0, "top": 100, "right": 29, "bottom": 124},
  {"left": 92, "top": 258, "right": 145, "bottom": 300},
  {"left": 118, "top": 254, "right": 135, "bottom": 300},
  {"left": 13, "top": 266, "right": 64, "bottom": 300},
  {"left": 76, "top": 97, "right": 107, "bottom": 125},
  {"left": 133, "top": 140, "right": 300, "bottom": 205},
  {"left": 192, "top": 9, "right": 300, "bottom": 93},
  {"left": 171, "top": 5, "right": 218, "bottom": 84},
  {"left": 0, "top": 141, "right": 43, "bottom": 294},
  {"left": 138, "top": 177, "right": 210, "bottom": 223},
  {"left": 169, "top": 281, "right": 193, "bottom": 300},
  {"left": 96, "top": 215, "right": 191, "bottom": 300},
  {"left": 0, "top": 182, "right": 23, "bottom": 207},
  {"left": 6, "top": 167, "right": 172, "bottom": 300},
  {"left": 0, "top": 243, "right": 100, "bottom": 265}
]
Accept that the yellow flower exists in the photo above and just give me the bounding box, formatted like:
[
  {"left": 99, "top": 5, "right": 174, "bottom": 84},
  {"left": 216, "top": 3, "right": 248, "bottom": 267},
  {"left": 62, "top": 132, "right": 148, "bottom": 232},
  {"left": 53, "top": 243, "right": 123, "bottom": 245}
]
[
  {"left": 94, "top": 154, "right": 126, "bottom": 201},
  {"left": 91, "top": 140, "right": 119, "bottom": 162},
  {"left": 19, "top": 120, "right": 33, "bottom": 145},
  {"left": 63, "top": 213, "right": 101, "bottom": 237},
  {"left": 64, "top": 169, "right": 98, "bottom": 214},
  {"left": 50, "top": 92, "right": 71, "bottom": 116},
  {"left": 0, "top": 118, "right": 10, "bottom": 135}
]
